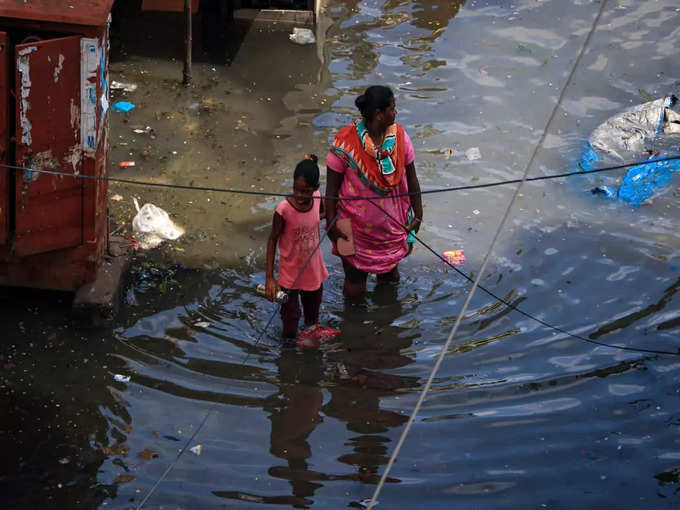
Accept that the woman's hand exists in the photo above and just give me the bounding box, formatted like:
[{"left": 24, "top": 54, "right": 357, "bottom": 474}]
[
  {"left": 409, "top": 217, "right": 422, "bottom": 234},
  {"left": 265, "top": 275, "right": 280, "bottom": 302},
  {"left": 327, "top": 224, "right": 348, "bottom": 243}
]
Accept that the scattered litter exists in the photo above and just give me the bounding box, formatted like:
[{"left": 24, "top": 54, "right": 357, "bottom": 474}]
[
  {"left": 125, "top": 288, "right": 138, "bottom": 306},
  {"left": 444, "top": 149, "right": 454, "bottom": 159},
  {"left": 358, "top": 499, "right": 377, "bottom": 508},
  {"left": 111, "top": 81, "right": 138, "bottom": 92},
  {"left": 131, "top": 198, "right": 183, "bottom": 249},
  {"left": 114, "top": 374, "right": 131, "bottom": 383},
  {"left": 111, "top": 194, "right": 123, "bottom": 201},
  {"left": 289, "top": 27, "right": 316, "bottom": 45},
  {"left": 194, "top": 321, "right": 210, "bottom": 329},
  {"left": 119, "top": 161, "right": 136, "bottom": 168},
  {"left": 125, "top": 237, "right": 140, "bottom": 251},
  {"left": 443, "top": 249, "right": 466, "bottom": 266},
  {"left": 590, "top": 185, "right": 617, "bottom": 198},
  {"left": 132, "top": 125, "right": 154, "bottom": 135},
  {"left": 580, "top": 95, "right": 680, "bottom": 205},
  {"left": 337, "top": 362, "right": 350, "bottom": 380},
  {"left": 113, "top": 474, "right": 135, "bottom": 484},
  {"left": 111, "top": 101, "right": 136, "bottom": 113},
  {"left": 189, "top": 444, "right": 202, "bottom": 456},
  {"left": 137, "top": 448, "right": 158, "bottom": 460},
  {"left": 256, "top": 284, "right": 287, "bottom": 302},
  {"left": 472, "top": 209, "right": 480, "bottom": 215},
  {"left": 619, "top": 159, "right": 675, "bottom": 204},
  {"left": 58, "top": 458, "right": 70, "bottom": 465},
  {"left": 465, "top": 147, "right": 481, "bottom": 160},
  {"left": 130, "top": 262, "right": 181, "bottom": 294},
  {"left": 296, "top": 325, "right": 341, "bottom": 349},
  {"left": 188, "top": 102, "right": 200, "bottom": 111}
]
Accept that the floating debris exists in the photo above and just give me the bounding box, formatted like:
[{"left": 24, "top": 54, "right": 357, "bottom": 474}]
[
  {"left": 114, "top": 374, "right": 131, "bottom": 383},
  {"left": 132, "top": 198, "right": 183, "bottom": 250},
  {"left": 189, "top": 444, "right": 202, "bottom": 456},
  {"left": 137, "top": 449, "right": 158, "bottom": 460},
  {"left": 111, "top": 101, "right": 136, "bottom": 113},
  {"left": 443, "top": 249, "right": 466, "bottom": 266},
  {"left": 289, "top": 27, "right": 315, "bottom": 45},
  {"left": 113, "top": 474, "right": 135, "bottom": 484},
  {"left": 465, "top": 147, "right": 481, "bottom": 160},
  {"left": 111, "top": 81, "right": 138, "bottom": 92}
]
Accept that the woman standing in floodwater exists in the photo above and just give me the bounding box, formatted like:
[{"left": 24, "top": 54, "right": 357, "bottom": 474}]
[{"left": 325, "top": 85, "right": 423, "bottom": 297}]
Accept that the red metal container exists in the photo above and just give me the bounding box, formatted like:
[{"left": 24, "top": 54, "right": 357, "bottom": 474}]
[{"left": 0, "top": 1, "right": 114, "bottom": 291}]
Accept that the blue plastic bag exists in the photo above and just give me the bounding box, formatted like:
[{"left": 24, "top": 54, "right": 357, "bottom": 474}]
[
  {"left": 112, "top": 101, "right": 135, "bottom": 113},
  {"left": 579, "top": 96, "right": 680, "bottom": 205},
  {"left": 618, "top": 157, "right": 678, "bottom": 205}
]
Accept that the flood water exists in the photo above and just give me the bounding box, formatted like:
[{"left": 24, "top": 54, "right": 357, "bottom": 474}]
[{"left": 3, "top": 0, "right": 680, "bottom": 508}]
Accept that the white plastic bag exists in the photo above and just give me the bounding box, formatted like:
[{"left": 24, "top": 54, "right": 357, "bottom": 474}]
[
  {"left": 289, "top": 27, "right": 316, "bottom": 45},
  {"left": 132, "top": 198, "right": 183, "bottom": 249}
]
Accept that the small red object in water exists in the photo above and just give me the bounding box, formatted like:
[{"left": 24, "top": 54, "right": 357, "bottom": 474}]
[
  {"left": 119, "top": 161, "right": 136, "bottom": 167},
  {"left": 296, "top": 325, "right": 341, "bottom": 349},
  {"left": 443, "top": 249, "right": 465, "bottom": 266},
  {"left": 125, "top": 237, "right": 139, "bottom": 251}
]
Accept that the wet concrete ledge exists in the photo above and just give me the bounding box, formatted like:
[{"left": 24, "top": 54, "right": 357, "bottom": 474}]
[
  {"left": 234, "top": 8, "right": 314, "bottom": 27},
  {"left": 72, "top": 236, "right": 132, "bottom": 326}
]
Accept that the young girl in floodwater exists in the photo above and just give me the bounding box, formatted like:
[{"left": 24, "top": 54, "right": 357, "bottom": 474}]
[{"left": 266, "top": 155, "right": 338, "bottom": 347}]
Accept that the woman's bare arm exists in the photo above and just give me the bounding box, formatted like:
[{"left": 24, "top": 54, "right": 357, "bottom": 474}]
[{"left": 406, "top": 162, "right": 423, "bottom": 233}]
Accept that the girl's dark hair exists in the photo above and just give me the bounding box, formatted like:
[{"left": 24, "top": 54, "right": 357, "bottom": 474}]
[
  {"left": 294, "top": 154, "right": 320, "bottom": 189},
  {"left": 355, "top": 85, "right": 394, "bottom": 121}
]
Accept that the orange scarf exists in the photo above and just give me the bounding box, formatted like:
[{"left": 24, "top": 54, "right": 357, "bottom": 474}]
[{"left": 330, "top": 121, "right": 406, "bottom": 194}]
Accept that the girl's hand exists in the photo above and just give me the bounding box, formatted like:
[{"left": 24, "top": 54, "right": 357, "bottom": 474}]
[{"left": 265, "top": 276, "right": 279, "bottom": 302}]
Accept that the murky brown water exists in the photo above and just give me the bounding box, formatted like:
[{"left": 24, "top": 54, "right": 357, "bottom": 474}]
[{"left": 3, "top": 0, "right": 680, "bottom": 509}]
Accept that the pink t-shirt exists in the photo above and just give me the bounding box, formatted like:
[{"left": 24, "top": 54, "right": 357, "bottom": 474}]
[
  {"left": 326, "top": 130, "right": 416, "bottom": 274},
  {"left": 275, "top": 190, "right": 328, "bottom": 291}
]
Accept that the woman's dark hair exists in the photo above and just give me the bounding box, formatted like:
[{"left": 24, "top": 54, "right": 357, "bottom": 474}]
[
  {"left": 355, "top": 85, "right": 394, "bottom": 121},
  {"left": 294, "top": 154, "right": 320, "bottom": 189}
]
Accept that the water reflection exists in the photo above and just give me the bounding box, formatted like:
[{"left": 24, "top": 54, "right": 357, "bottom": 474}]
[{"left": 266, "top": 349, "right": 325, "bottom": 505}]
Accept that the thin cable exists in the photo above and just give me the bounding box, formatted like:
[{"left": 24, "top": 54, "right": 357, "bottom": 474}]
[
  {"left": 137, "top": 400, "right": 214, "bottom": 509},
  {"left": 370, "top": 199, "right": 679, "bottom": 357},
  {"left": 1, "top": 153, "right": 678, "bottom": 201},
  {"left": 367, "top": 2, "right": 611, "bottom": 507},
  {"left": 112, "top": 333, "right": 218, "bottom": 509}
]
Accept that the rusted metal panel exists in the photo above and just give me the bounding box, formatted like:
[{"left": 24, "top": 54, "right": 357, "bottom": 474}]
[
  {"left": 141, "top": 0, "right": 199, "bottom": 13},
  {"left": 0, "top": 32, "right": 8, "bottom": 245},
  {"left": 14, "top": 36, "right": 83, "bottom": 257},
  {"left": 0, "top": 0, "right": 114, "bottom": 28}
]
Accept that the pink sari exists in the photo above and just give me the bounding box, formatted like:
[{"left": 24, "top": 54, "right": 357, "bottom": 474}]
[{"left": 327, "top": 124, "right": 415, "bottom": 274}]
